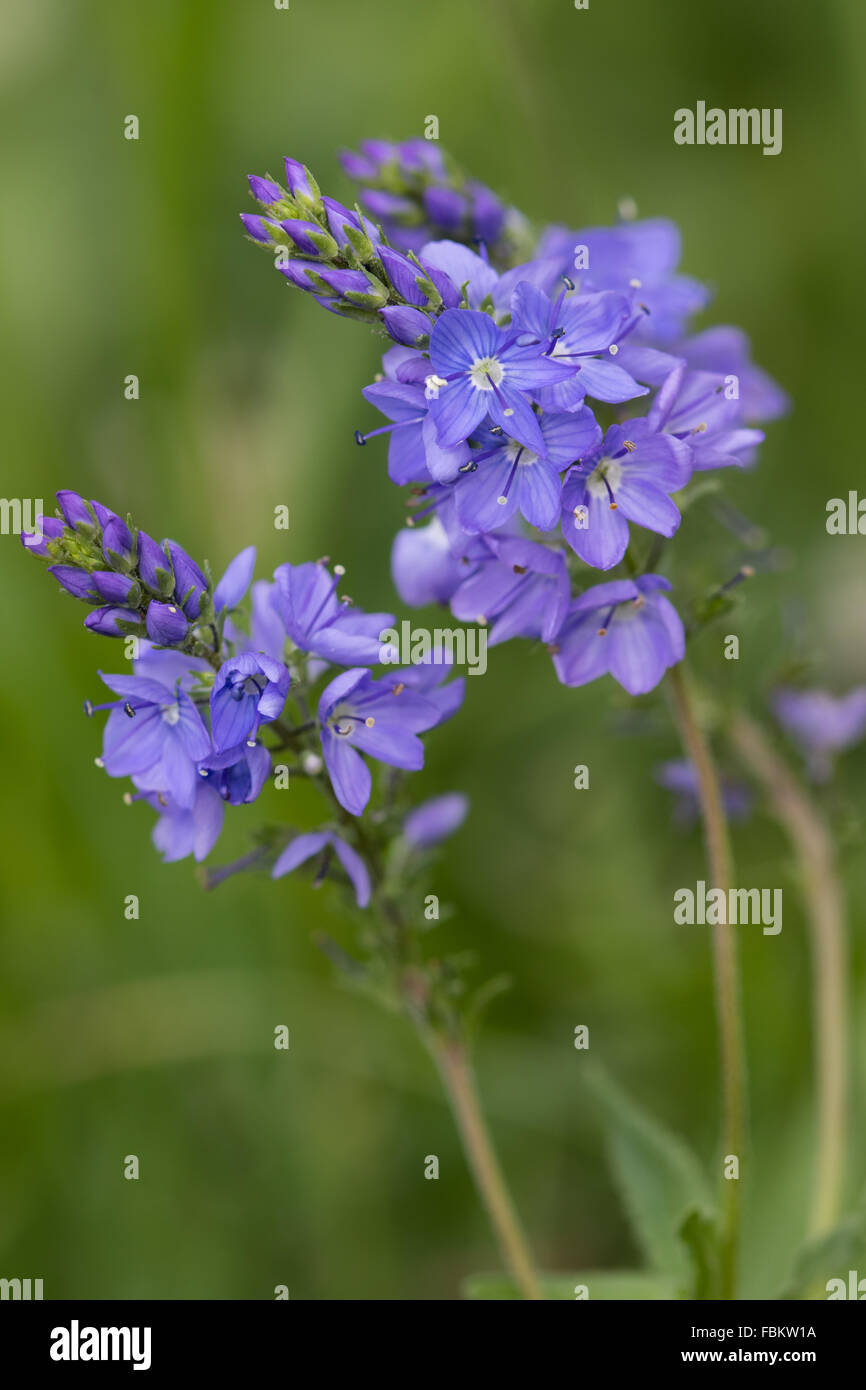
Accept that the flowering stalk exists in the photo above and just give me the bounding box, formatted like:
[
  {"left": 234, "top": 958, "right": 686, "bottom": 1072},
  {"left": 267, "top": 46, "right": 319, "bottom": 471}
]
[
  {"left": 22, "top": 491, "right": 543, "bottom": 1299},
  {"left": 666, "top": 664, "right": 746, "bottom": 1300},
  {"left": 729, "top": 711, "right": 847, "bottom": 1237}
]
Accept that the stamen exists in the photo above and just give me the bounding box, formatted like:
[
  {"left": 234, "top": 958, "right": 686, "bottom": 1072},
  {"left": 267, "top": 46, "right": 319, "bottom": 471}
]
[
  {"left": 608, "top": 344, "right": 619, "bottom": 356},
  {"left": 622, "top": 440, "right": 636, "bottom": 452},
  {"left": 354, "top": 417, "right": 425, "bottom": 446},
  {"left": 602, "top": 475, "right": 618, "bottom": 510},
  {"left": 596, "top": 603, "right": 618, "bottom": 636},
  {"left": 497, "top": 448, "right": 524, "bottom": 504},
  {"left": 561, "top": 274, "right": 575, "bottom": 291},
  {"left": 365, "top": 716, "right": 375, "bottom": 727},
  {"left": 392, "top": 682, "right": 405, "bottom": 696}
]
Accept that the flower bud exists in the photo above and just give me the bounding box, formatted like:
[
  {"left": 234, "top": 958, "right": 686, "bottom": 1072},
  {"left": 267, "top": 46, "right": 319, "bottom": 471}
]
[
  {"left": 20, "top": 516, "right": 63, "bottom": 556},
  {"left": 280, "top": 218, "right": 338, "bottom": 259},
  {"left": 165, "top": 540, "right": 209, "bottom": 619},
  {"left": 248, "top": 175, "right": 284, "bottom": 207},
  {"left": 56, "top": 490, "right": 95, "bottom": 532},
  {"left": 84, "top": 606, "right": 143, "bottom": 637},
  {"left": 48, "top": 565, "right": 99, "bottom": 601},
  {"left": 102, "top": 515, "right": 135, "bottom": 570},
  {"left": 145, "top": 600, "right": 188, "bottom": 645},
  {"left": 91, "top": 571, "right": 139, "bottom": 605},
  {"left": 136, "top": 531, "right": 175, "bottom": 596}
]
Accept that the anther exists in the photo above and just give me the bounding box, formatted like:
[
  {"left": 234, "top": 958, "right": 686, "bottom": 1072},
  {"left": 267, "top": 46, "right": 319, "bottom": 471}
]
[
  {"left": 392, "top": 682, "right": 405, "bottom": 696},
  {"left": 629, "top": 278, "right": 642, "bottom": 288},
  {"left": 623, "top": 440, "right": 636, "bottom": 452},
  {"left": 561, "top": 275, "right": 575, "bottom": 291},
  {"left": 83, "top": 699, "right": 94, "bottom": 717},
  {"left": 365, "top": 716, "right": 375, "bottom": 727},
  {"left": 124, "top": 701, "right": 135, "bottom": 718},
  {"left": 354, "top": 430, "right": 366, "bottom": 446},
  {"left": 608, "top": 344, "right": 619, "bottom": 356},
  {"left": 512, "top": 564, "right": 527, "bottom": 574}
]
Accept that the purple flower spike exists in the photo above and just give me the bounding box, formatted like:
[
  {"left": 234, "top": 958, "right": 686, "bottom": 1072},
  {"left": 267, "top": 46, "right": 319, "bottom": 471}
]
[
  {"left": 318, "top": 668, "right": 438, "bottom": 816},
  {"left": 210, "top": 653, "right": 290, "bottom": 752},
  {"left": 272, "top": 830, "right": 371, "bottom": 908},
  {"left": 552, "top": 574, "right": 685, "bottom": 696},
  {"left": 403, "top": 793, "right": 469, "bottom": 849},
  {"left": 145, "top": 600, "right": 188, "bottom": 646}
]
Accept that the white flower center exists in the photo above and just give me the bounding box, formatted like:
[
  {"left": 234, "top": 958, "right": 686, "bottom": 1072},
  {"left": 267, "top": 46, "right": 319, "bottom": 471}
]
[
  {"left": 160, "top": 702, "right": 181, "bottom": 726},
  {"left": 469, "top": 356, "right": 504, "bottom": 392},
  {"left": 585, "top": 457, "right": 623, "bottom": 499}
]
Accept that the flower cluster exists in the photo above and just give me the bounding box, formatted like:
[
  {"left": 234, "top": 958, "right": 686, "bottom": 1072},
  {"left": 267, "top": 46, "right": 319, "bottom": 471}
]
[
  {"left": 243, "top": 144, "right": 788, "bottom": 697},
  {"left": 23, "top": 494, "right": 465, "bottom": 894}
]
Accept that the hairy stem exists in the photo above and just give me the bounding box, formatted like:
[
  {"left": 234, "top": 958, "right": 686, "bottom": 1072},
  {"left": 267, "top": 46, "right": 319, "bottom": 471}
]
[
  {"left": 423, "top": 1029, "right": 543, "bottom": 1300},
  {"left": 667, "top": 663, "right": 746, "bottom": 1299},
  {"left": 729, "top": 711, "right": 847, "bottom": 1236}
]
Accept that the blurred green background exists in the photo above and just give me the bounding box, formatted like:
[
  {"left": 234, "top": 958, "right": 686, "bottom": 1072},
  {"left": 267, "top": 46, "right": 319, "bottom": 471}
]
[{"left": 1, "top": 0, "right": 865, "bottom": 1299}]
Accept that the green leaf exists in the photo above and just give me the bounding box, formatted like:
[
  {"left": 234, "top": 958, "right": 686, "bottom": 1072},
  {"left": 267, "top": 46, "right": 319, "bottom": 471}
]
[
  {"left": 462, "top": 1270, "right": 678, "bottom": 1301},
  {"left": 778, "top": 1208, "right": 866, "bottom": 1299},
  {"left": 679, "top": 1206, "right": 723, "bottom": 1300},
  {"left": 582, "top": 1062, "right": 713, "bottom": 1285}
]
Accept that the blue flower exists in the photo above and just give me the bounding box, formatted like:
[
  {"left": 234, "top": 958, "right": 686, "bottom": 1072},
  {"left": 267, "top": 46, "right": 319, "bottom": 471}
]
[
  {"left": 511, "top": 282, "right": 646, "bottom": 410},
  {"left": 90, "top": 672, "right": 212, "bottom": 808},
  {"left": 452, "top": 410, "right": 602, "bottom": 534},
  {"left": 210, "top": 653, "right": 290, "bottom": 752},
  {"left": 773, "top": 687, "right": 866, "bottom": 782},
  {"left": 403, "top": 793, "right": 469, "bottom": 849},
  {"left": 427, "top": 309, "right": 575, "bottom": 452},
  {"left": 200, "top": 743, "right": 272, "bottom": 804},
  {"left": 147, "top": 780, "right": 225, "bottom": 863},
  {"left": 272, "top": 561, "right": 393, "bottom": 666},
  {"left": 450, "top": 536, "right": 570, "bottom": 646},
  {"left": 318, "top": 668, "right": 438, "bottom": 815},
  {"left": 145, "top": 600, "right": 188, "bottom": 645},
  {"left": 560, "top": 421, "right": 692, "bottom": 570},
  {"left": 272, "top": 830, "right": 371, "bottom": 907},
  {"left": 551, "top": 574, "right": 685, "bottom": 695}
]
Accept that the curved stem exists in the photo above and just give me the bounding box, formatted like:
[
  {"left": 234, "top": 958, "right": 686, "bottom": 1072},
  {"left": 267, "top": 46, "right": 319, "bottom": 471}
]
[
  {"left": 729, "top": 711, "right": 847, "bottom": 1236},
  {"left": 423, "top": 1030, "right": 544, "bottom": 1300},
  {"left": 666, "top": 664, "right": 746, "bottom": 1300}
]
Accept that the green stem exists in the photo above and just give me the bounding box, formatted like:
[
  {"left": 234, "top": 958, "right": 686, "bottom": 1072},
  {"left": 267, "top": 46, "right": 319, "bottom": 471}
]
[
  {"left": 667, "top": 664, "right": 746, "bottom": 1299},
  {"left": 729, "top": 712, "right": 847, "bottom": 1236},
  {"left": 422, "top": 1028, "right": 544, "bottom": 1300}
]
